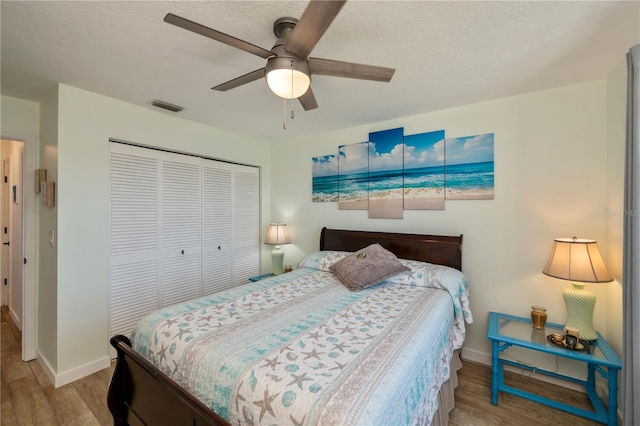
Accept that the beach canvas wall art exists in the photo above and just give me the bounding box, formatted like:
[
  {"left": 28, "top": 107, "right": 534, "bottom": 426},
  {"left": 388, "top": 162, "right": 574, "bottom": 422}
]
[
  {"left": 338, "top": 142, "right": 370, "bottom": 210},
  {"left": 368, "top": 128, "right": 404, "bottom": 219},
  {"left": 445, "top": 133, "right": 495, "bottom": 200},
  {"left": 312, "top": 155, "right": 339, "bottom": 202},
  {"left": 403, "top": 130, "right": 446, "bottom": 210}
]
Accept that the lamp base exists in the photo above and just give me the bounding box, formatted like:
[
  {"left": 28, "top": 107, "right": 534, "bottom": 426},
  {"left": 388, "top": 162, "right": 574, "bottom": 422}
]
[
  {"left": 563, "top": 282, "right": 597, "bottom": 341},
  {"left": 271, "top": 245, "right": 284, "bottom": 275}
]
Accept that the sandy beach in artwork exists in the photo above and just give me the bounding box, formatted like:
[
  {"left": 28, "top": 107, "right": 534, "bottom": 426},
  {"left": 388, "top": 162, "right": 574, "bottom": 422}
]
[
  {"left": 366, "top": 189, "right": 403, "bottom": 218},
  {"left": 445, "top": 188, "right": 494, "bottom": 200},
  {"left": 402, "top": 187, "right": 445, "bottom": 210}
]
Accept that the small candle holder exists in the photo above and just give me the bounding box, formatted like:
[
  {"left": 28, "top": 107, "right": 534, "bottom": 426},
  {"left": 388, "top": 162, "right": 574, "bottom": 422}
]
[{"left": 531, "top": 306, "right": 547, "bottom": 329}]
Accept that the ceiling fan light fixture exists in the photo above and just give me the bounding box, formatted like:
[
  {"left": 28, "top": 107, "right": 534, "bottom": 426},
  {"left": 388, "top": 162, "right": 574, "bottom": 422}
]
[
  {"left": 265, "top": 57, "right": 311, "bottom": 99},
  {"left": 266, "top": 68, "right": 310, "bottom": 99}
]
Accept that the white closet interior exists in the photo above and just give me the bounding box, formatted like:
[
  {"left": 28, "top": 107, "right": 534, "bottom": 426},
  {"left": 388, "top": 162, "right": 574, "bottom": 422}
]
[{"left": 108, "top": 142, "right": 259, "bottom": 338}]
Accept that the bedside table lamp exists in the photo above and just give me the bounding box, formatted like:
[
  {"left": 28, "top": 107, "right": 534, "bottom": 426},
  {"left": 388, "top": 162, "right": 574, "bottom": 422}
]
[
  {"left": 265, "top": 223, "right": 291, "bottom": 275},
  {"left": 543, "top": 237, "right": 613, "bottom": 341}
]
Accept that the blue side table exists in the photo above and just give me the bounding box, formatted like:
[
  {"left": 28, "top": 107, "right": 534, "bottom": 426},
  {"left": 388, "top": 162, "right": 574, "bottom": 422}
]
[
  {"left": 487, "top": 311, "right": 621, "bottom": 425},
  {"left": 248, "top": 273, "right": 274, "bottom": 282}
]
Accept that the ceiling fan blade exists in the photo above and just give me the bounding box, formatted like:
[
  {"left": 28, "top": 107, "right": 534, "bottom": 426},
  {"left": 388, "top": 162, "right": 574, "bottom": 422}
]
[
  {"left": 298, "top": 87, "right": 319, "bottom": 111},
  {"left": 165, "top": 13, "right": 273, "bottom": 60},
  {"left": 285, "top": 0, "right": 346, "bottom": 59},
  {"left": 309, "top": 57, "right": 395, "bottom": 82},
  {"left": 212, "top": 68, "right": 266, "bottom": 91}
]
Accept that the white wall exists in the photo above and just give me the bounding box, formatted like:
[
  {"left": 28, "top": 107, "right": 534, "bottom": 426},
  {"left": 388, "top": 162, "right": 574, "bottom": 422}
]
[
  {"left": 53, "top": 84, "right": 272, "bottom": 379},
  {"left": 38, "top": 86, "right": 59, "bottom": 369},
  {"left": 271, "top": 80, "right": 613, "bottom": 374},
  {"left": 605, "top": 58, "right": 627, "bottom": 359},
  {"left": 1, "top": 95, "right": 39, "bottom": 137}
]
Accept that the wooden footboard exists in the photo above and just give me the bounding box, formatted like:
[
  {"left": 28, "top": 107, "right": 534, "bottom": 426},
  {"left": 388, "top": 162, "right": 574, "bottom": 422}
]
[{"left": 108, "top": 335, "right": 230, "bottom": 426}]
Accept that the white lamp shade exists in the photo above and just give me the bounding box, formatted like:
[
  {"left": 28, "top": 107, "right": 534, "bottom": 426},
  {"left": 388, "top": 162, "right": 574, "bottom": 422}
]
[
  {"left": 543, "top": 237, "right": 613, "bottom": 283},
  {"left": 265, "top": 223, "right": 291, "bottom": 245},
  {"left": 542, "top": 237, "right": 612, "bottom": 341},
  {"left": 266, "top": 69, "right": 310, "bottom": 99}
]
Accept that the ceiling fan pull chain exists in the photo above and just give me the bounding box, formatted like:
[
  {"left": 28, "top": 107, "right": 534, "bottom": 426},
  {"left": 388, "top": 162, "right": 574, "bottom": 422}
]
[
  {"left": 283, "top": 97, "right": 287, "bottom": 130},
  {"left": 291, "top": 67, "right": 295, "bottom": 120}
]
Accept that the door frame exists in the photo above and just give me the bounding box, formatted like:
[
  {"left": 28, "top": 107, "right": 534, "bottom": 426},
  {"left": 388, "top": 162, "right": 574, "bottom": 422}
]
[
  {"left": 1, "top": 131, "right": 37, "bottom": 361},
  {"left": 1, "top": 158, "right": 10, "bottom": 306}
]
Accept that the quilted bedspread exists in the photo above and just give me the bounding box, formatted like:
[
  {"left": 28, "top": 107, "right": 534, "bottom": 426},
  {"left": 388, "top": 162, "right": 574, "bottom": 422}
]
[{"left": 130, "top": 259, "right": 472, "bottom": 426}]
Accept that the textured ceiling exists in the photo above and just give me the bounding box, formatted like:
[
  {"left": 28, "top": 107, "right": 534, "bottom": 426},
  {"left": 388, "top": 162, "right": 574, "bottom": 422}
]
[{"left": 2, "top": 1, "right": 638, "bottom": 142}]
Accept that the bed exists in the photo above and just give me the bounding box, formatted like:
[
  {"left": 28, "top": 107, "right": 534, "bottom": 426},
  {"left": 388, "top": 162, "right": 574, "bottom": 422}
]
[{"left": 108, "top": 227, "right": 472, "bottom": 426}]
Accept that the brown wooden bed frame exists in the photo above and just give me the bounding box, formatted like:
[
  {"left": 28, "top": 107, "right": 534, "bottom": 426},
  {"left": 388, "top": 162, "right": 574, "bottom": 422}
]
[{"left": 107, "top": 227, "right": 463, "bottom": 425}]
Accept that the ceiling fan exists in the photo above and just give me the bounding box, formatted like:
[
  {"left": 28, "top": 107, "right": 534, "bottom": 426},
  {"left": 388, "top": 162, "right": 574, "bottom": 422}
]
[{"left": 164, "top": 0, "right": 395, "bottom": 111}]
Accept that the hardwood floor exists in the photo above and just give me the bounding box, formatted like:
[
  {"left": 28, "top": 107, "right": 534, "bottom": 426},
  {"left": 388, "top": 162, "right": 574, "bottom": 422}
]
[
  {"left": 1, "top": 306, "right": 114, "bottom": 425},
  {"left": 449, "top": 357, "right": 599, "bottom": 425},
  {"left": 1, "top": 306, "right": 600, "bottom": 425}
]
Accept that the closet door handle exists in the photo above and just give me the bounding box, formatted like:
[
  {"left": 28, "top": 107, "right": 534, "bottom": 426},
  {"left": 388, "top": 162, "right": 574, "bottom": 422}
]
[
  {"left": 2, "top": 242, "right": 9, "bottom": 246},
  {"left": 181, "top": 250, "right": 185, "bottom": 255},
  {"left": 218, "top": 246, "right": 221, "bottom": 250}
]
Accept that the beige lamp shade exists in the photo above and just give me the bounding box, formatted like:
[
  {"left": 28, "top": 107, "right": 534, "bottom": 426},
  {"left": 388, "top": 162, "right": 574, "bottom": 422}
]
[
  {"left": 264, "top": 223, "right": 291, "bottom": 246},
  {"left": 543, "top": 237, "right": 613, "bottom": 283},
  {"left": 543, "top": 236, "right": 612, "bottom": 341},
  {"left": 265, "top": 223, "right": 291, "bottom": 276}
]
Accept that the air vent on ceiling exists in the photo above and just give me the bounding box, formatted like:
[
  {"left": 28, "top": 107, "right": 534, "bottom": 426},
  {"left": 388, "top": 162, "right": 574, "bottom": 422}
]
[{"left": 151, "top": 99, "right": 184, "bottom": 113}]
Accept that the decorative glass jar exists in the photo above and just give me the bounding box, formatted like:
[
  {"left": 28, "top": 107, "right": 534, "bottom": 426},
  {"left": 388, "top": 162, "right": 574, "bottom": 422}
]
[{"left": 531, "top": 306, "right": 547, "bottom": 329}]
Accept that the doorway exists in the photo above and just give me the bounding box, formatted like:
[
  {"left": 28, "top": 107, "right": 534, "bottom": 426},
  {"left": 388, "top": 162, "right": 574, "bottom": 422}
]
[{"left": 1, "top": 139, "right": 24, "bottom": 332}]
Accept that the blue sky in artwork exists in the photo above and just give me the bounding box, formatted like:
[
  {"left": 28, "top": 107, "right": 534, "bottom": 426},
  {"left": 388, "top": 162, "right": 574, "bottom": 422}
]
[
  {"left": 368, "top": 127, "right": 404, "bottom": 172},
  {"left": 312, "top": 155, "right": 338, "bottom": 177},
  {"left": 404, "top": 130, "right": 446, "bottom": 169},
  {"left": 445, "top": 133, "right": 494, "bottom": 166},
  {"left": 338, "top": 142, "right": 370, "bottom": 175}
]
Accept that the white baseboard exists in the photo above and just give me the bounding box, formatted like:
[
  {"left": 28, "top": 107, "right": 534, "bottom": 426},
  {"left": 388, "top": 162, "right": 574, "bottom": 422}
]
[
  {"left": 36, "top": 350, "right": 57, "bottom": 386},
  {"left": 36, "top": 350, "right": 111, "bottom": 388}
]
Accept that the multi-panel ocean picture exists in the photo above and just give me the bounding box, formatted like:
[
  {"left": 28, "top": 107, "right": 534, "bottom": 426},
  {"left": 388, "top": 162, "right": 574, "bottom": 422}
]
[
  {"left": 337, "top": 142, "right": 369, "bottom": 210},
  {"left": 311, "top": 129, "right": 494, "bottom": 213},
  {"left": 311, "top": 155, "right": 339, "bottom": 202},
  {"left": 403, "top": 130, "right": 446, "bottom": 210},
  {"left": 445, "top": 133, "right": 495, "bottom": 200},
  {"left": 367, "top": 128, "right": 404, "bottom": 218}
]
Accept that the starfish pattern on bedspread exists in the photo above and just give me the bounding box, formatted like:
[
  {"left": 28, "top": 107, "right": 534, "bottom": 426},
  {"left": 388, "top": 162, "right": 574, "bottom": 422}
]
[{"left": 130, "top": 263, "right": 473, "bottom": 426}]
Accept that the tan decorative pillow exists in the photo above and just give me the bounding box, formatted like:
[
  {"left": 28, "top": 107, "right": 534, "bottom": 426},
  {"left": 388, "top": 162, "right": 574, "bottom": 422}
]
[{"left": 329, "top": 243, "right": 410, "bottom": 291}]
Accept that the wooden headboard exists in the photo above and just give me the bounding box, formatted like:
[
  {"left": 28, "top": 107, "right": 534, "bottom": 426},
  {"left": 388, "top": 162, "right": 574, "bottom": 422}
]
[{"left": 319, "top": 227, "right": 463, "bottom": 271}]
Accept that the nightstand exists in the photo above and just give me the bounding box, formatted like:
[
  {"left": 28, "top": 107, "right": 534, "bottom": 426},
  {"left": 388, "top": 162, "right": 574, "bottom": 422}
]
[
  {"left": 248, "top": 273, "right": 274, "bottom": 282},
  {"left": 487, "top": 311, "right": 621, "bottom": 425}
]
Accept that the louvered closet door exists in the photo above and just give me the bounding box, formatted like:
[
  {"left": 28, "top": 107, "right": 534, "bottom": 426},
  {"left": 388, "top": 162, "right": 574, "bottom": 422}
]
[
  {"left": 232, "top": 167, "right": 260, "bottom": 284},
  {"left": 202, "top": 160, "right": 233, "bottom": 295},
  {"left": 160, "top": 152, "right": 202, "bottom": 307},
  {"left": 109, "top": 143, "right": 160, "bottom": 338}
]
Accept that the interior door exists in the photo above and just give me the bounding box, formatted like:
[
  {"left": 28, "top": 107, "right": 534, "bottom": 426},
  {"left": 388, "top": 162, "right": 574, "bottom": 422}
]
[
  {"left": 201, "top": 159, "right": 233, "bottom": 295},
  {"left": 109, "top": 143, "right": 160, "bottom": 338},
  {"left": 160, "top": 152, "right": 202, "bottom": 307},
  {"left": 9, "top": 149, "right": 23, "bottom": 330},
  {"left": 1, "top": 159, "right": 9, "bottom": 306},
  {"left": 232, "top": 168, "right": 260, "bottom": 284}
]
